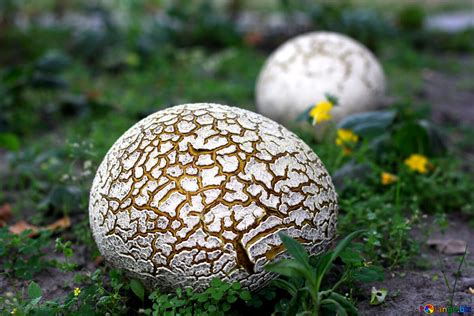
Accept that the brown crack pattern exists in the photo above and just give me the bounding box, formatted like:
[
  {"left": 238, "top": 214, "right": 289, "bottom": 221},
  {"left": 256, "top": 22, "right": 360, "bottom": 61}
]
[
  {"left": 89, "top": 103, "right": 337, "bottom": 292},
  {"left": 256, "top": 31, "right": 386, "bottom": 123}
]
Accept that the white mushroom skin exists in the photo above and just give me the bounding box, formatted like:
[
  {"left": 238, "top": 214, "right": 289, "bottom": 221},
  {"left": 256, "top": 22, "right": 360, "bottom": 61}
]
[
  {"left": 89, "top": 103, "right": 338, "bottom": 292},
  {"left": 256, "top": 31, "right": 386, "bottom": 124}
]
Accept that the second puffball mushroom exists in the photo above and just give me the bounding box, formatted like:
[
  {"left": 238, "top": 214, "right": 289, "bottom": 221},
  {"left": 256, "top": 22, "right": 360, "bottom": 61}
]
[{"left": 256, "top": 31, "right": 386, "bottom": 125}]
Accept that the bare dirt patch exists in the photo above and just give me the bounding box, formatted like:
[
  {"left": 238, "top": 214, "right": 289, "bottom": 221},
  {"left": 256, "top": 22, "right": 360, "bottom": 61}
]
[{"left": 357, "top": 213, "right": 474, "bottom": 315}]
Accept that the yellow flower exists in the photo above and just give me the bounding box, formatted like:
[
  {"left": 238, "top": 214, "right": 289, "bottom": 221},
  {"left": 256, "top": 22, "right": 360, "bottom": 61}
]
[
  {"left": 309, "top": 100, "right": 333, "bottom": 125},
  {"left": 404, "top": 154, "right": 430, "bottom": 174},
  {"left": 11, "top": 308, "right": 17, "bottom": 315},
  {"left": 381, "top": 172, "right": 397, "bottom": 185},
  {"left": 336, "top": 129, "right": 359, "bottom": 146},
  {"left": 74, "top": 287, "right": 81, "bottom": 297}
]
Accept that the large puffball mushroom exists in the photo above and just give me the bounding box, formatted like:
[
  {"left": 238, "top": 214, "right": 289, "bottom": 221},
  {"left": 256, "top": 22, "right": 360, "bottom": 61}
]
[
  {"left": 256, "top": 31, "right": 386, "bottom": 124},
  {"left": 89, "top": 103, "right": 337, "bottom": 292}
]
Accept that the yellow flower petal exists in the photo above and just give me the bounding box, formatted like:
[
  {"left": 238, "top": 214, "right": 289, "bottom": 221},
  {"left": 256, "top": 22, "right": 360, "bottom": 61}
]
[
  {"left": 74, "top": 287, "right": 81, "bottom": 297},
  {"left": 309, "top": 100, "right": 333, "bottom": 124},
  {"left": 404, "top": 154, "right": 430, "bottom": 174},
  {"left": 336, "top": 129, "right": 359, "bottom": 147},
  {"left": 381, "top": 172, "right": 397, "bottom": 185}
]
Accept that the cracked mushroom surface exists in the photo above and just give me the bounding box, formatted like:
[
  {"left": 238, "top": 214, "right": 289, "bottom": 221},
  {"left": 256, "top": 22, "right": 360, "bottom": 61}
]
[
  {"left": 256, "top": 31, "right": 386, "bottom": 124},
  {"left": 89, "top": 103, "right": 337, "bottom": 292}
]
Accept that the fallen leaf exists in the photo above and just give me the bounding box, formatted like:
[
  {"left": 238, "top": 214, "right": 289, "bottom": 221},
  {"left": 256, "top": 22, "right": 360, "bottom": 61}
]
[
  {"left": 0, "top": 203, "right": 12, "bottom": 221},
  {"left": 469, "top": 287, "right": 474, "bottom": 295},
  {"left": 370, "top": 287, "right": 388, "bottom": 306},
  {"left": 94, "top": 256, "right": 104, "bottom": 266},
  {"left": 427, "top": 239, "right": 467, "bottom": 255},
  {"left": 9, "top": 216, "right": 71, "bottom": 237},
  {"left": 9, "top": 220, "right": 40, "bottom": 236},
  {"left": 46, "top": 216, "right": 71, "bottom": 231}
]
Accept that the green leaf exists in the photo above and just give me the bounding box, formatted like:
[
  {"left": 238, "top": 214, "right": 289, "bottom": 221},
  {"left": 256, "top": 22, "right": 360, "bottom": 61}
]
[
  {"left": 330, "top": 230, "right": 365, "bottom": 266},
  {"left": 30, "top": 297, "right": 42, "bottom": 306},
  {"left": 211, "top": 290, "right": 223, "bottom": 301},
  {"left": 0, "top": 133, "right": 20, "bottom": 151},
  {"left": 28, "top": 281, "right": 42, "bottom": 299},
  {"left": 231, "top": 282, "right": 241, "bottom": 290},
  {"left": 325, "top": 93, "right": 339, "bottom": 106},
  {"left": 315, "top": 230, "right": 365, "bottom": 290},
  {"left": 370, "top": 287, "right": 388, "bottom": 305},
  {"left": 338, "top": 110, "right": 396, "bottom": 132},
  {"left": 339, "top": 247, "right": 364, "bottom": 265},
  {"left": 286, "top": 289, "right": 305, "bottom": 316},
  {"left": 130, "top": 279, "right": 145, "bottom": 302},
  {"left": 338, "top": 110, "right": 397, "bottom": 139},
  {"left": 315, "top": 252, "right": 334, "bottom": 280},
  {"left": 353, "top": 121, "right": 391, "bottom": 139},
  {"left": 296, "top": 105, "right": 313, "bottom": 122},
  {"left": 222, "top": 302, "right": 231, "bottom": 311},
  {"left": 418, "top": 119, "right": 446, "bottom": 155},
  {"left": 197, "top": 293, "right": 209, "bottom": 303},
  {"left": 270, "top": 278, "right": 298, "bottom": 297},
  {"left": 239, "top": 290, "right": 251, "bottom": 301},
  {"left": 207, "top": 304, "right": 217, "bottom": 312},
  {"left": 321, "top": 298, "right": 348, "bottom": 316},
  {"left": 328, "top": 292, "right": 358, "bottom": 316},
  {"left": 353, "top": 266, "right": 385, "bottom": 283},
  {"left": 35, "top": 50, "right": 70, "bottom": 73},
  {"left": 210, "top": 278, "right": 222, "bottom": 287},
  {"left": 393, "top": 122, "right": 430, "bottom": 156},
  {"left": 265, "top": 259, "right": 307, "bottom": 278},
  {"left": 227, "top": 295, "right": 237, "bottom": 303},
  {"left": 278, "top": 233, "right": 310, "bottom": 267}
]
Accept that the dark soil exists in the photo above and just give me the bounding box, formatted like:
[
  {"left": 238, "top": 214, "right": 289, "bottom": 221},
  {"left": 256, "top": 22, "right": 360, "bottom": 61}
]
[
  {"left": 357, "top": 213, "right": 474, "bottom": 315},
  {"left": 422, "top": 57, "right": 474, "bottom": 127},
  {"left": 0, "top": 242, "right": 97, "bottom": 301},
  {"left": 421, "top": 55, "right": 474, "bottom": 166}
]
